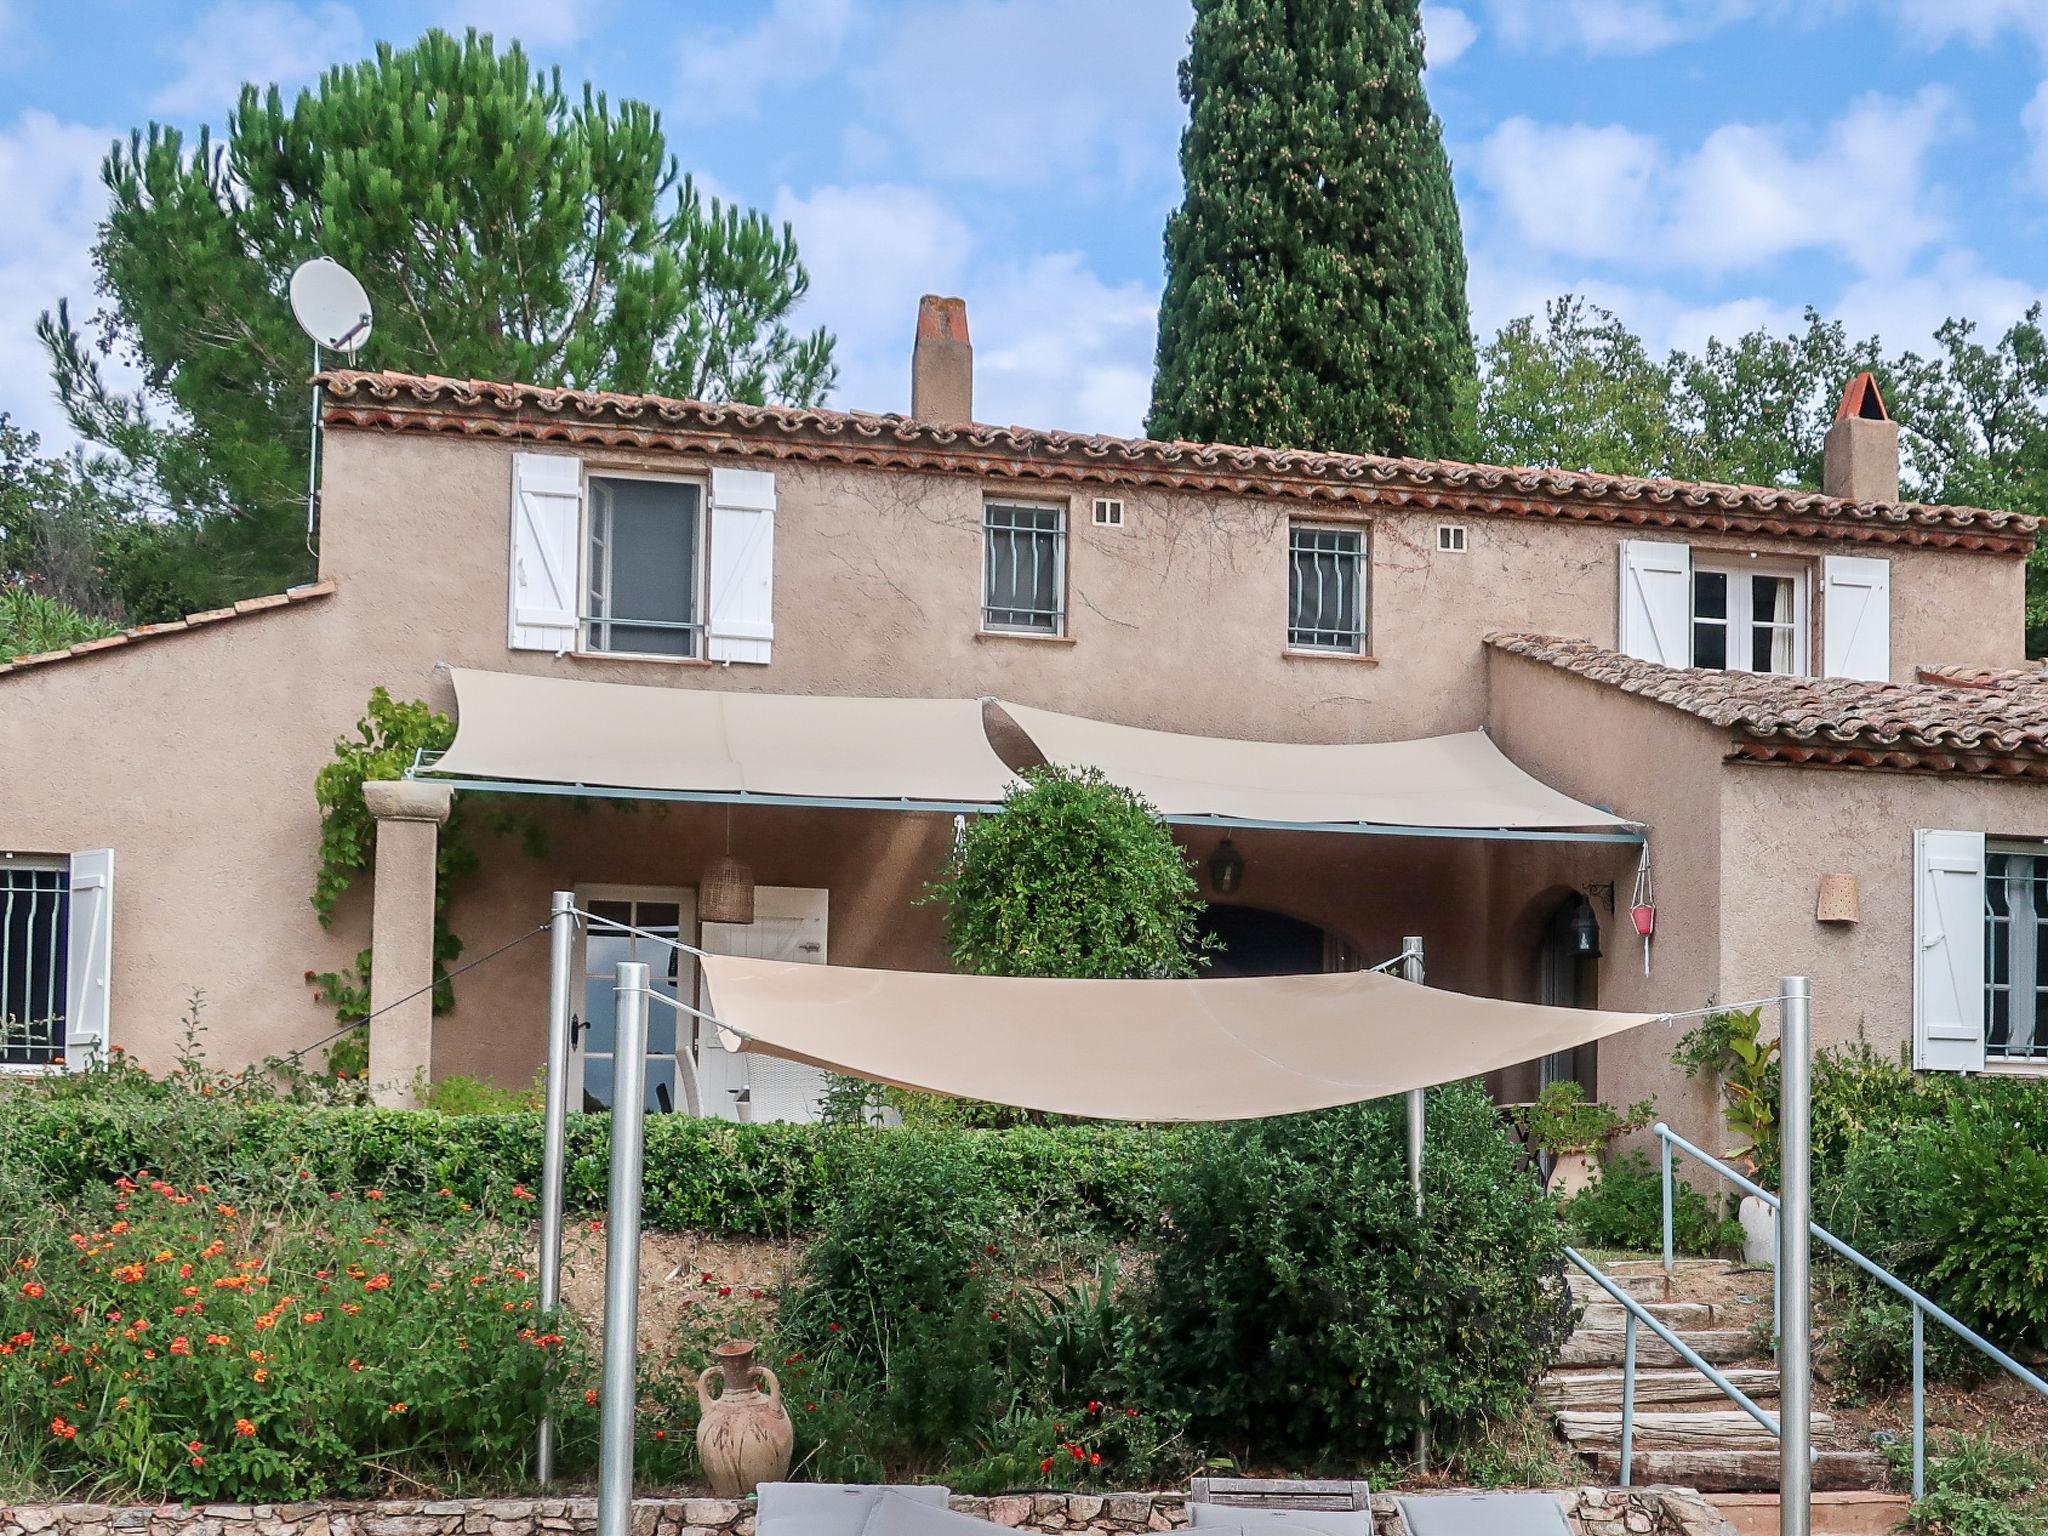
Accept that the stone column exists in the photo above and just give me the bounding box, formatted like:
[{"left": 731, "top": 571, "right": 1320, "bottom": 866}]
[{"left": 363, "top": 780, "right": 454, "bottom": 1107}]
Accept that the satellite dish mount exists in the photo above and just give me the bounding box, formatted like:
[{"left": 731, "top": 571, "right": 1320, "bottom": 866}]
[{"left": 288, "top": 257, "right": 375, "bottom": 555}]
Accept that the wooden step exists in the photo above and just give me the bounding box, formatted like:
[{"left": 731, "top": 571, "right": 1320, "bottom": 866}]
[
  {"left": 1580, "top": 1448, "right": 1889, "bottom": 1494},
  {"left": 1556, "top": 1329, "right": 1757, "bottom": 1367},
  {"left": 1577, "top": 1299, "right": 1719, "bottom": 1329},
  {"left": 1538, "top": 1366, "right": 1779, "bottom": 1408},
  {"left": 1558, "top": 1409, "right": 1833, "bottom": 1450}
]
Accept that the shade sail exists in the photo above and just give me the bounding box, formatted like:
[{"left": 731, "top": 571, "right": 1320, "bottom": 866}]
[
  {"left": 700, "top": 955, "right": 1658, "bottom": 1121},
  {"left": 430, "top": 669, "right": 1020, "bottom": 804},
  {"left": 997, "top": 702, "right": 1628, "bottom": 831}
]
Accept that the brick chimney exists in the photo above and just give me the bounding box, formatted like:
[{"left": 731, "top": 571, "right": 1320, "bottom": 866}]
[
  {"left": 911, "top": 295, "right": 972, "bottom": 424},
  {"left": 1822, "top": 371, "right": 1900, "bottom": 504}
]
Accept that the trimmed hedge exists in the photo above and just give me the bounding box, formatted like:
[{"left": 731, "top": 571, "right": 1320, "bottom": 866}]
[{"left": 3, "top": 1093, "right": 1177, "bottom": 1237}]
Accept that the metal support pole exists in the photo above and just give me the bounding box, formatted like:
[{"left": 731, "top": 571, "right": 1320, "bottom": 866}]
[
  {"left": 1911, "top": 1302, "right": 1926, "bottom": 1501},
  {"left": 1660, "top": 1135, "right": 1674, "bottom": 1278},
  {"left": 596, "top": 962, "right": 650, "bottom": 1536},
  {"left": 1401, "top": 935, "right": 1427, "bottom": 1474},
  {"left": 1778, "top": 977, "right": 1812, "bottom": 1536},
  {"left": 536, "top": 891, "right": 576, "bottom": 1483},
  {"left": 305, "top": 342, "right": 322, "bottom": 555},
  {"left": 1620, "top": 1311, "right": 1638, "bottom": 1487}
]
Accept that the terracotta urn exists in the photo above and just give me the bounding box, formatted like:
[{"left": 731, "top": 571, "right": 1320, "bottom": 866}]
[
  {"left": 1546, "top": 1150, "right": 1601, "bottom": 1200},
  {"left": 696, "top": 1338, "right": 793, "bottom": 1497}
]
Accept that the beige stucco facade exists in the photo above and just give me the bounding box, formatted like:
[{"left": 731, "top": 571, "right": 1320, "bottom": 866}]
[{"left": 2, "top": 378, "right": 2039, "bottom": 1127}]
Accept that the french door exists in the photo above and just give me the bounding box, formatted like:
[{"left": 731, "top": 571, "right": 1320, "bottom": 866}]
[
  {"left": 574, "top": 887, "right": 697, "bottom": 1113},
  {"left": 696, "top": 886, "right": 831, "bottom": 1122}
]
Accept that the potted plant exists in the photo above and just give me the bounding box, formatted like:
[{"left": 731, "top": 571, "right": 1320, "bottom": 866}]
[
  {"left": 1520, "top": 1081, "right": 1657, "bottom": 1198},
  {"left": 1672, "top": 1007, "right": 1780, "bottom": 1262}
]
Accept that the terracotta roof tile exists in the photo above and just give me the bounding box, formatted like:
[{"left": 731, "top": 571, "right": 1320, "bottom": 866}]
[
  {"left": 0, "top": 579, "right": 337, "bottom": 681},
  {"left": 316, "top": 369, "right": 2039, "bottom": 556},
  {"left": 1487, "top": 632, "right": 2048, "bottom": 776}
]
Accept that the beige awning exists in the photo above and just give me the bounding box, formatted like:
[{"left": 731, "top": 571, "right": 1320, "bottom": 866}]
[
  {"left": 430, "top": 669, "right": 1020, "bottom": 805},
  {"left": 700, "top": 955, "right": 1657, "bottom": 1121},
  {"left": 995, "top": 701, "right": 1630, "bottom": 832}
]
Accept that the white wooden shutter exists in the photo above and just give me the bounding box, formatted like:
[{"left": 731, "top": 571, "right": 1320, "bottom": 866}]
[
  {"left": 508, "top": 452, "right": 582, "bottom": 652},
  {"left": 1618, "top": 540, "right": 1692, "bottom": 665},
  {"left": 1823, "top": 555, "right": 1891, "bottom": 681},
  {"left": 706, "top": 467, "right": 776, "bottom": 664},
  {"left": 65, "top": 849, "right": 113, "bottom": 1070},
  {"left": 1914, "top": 828, "right": 1986, "bottom": 1072}
]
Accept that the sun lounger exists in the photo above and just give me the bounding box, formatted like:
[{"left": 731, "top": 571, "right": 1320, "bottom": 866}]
[
  {"left": 755, "top": 1482, "right": 952, "bottom": 1536},
  {"left": 1394, "top": 1493, "right": 1574, "bottom": 1536}
]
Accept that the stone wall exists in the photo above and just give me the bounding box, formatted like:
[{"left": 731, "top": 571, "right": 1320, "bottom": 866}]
[{"left": 0, "top": 1489, "right": 1737, "bottom": 1536}]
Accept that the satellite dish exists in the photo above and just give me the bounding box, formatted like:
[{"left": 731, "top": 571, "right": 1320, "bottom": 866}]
[{"left": 289, "top": 257, "right": 373, "bottom": 355}]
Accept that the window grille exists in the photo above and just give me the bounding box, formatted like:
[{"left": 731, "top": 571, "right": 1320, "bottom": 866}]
[
  {"left": 1288, "top": 525, "right": 1367, "bottom": 653},
  {"left": 983, "top": 502, "right": 1066, "bottom": 634},
  {"left": 1, "top": 861, "right": 67, "bottom": 1068},
  {"left": 583, "top": 476, "right": 704, "bottom": 657},
  {"left": 1986, "top": 847, "right": 2048, "bottom": 1061}
]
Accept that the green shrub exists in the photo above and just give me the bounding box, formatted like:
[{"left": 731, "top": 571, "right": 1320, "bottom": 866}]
[
  {"left": 1561, "top": 1150, "right": 1740, "bottom": 1256},
  {"left": 1892, "top": 1429, "right": 2048, "bottom": 1536},
  {"left": 1827, "top": 1287, "right": 1988, "bottom": 1394},
  {"left": 1517, "top": 1082, "right": 1655, "bottom": 1158},
  {"left": 1134, "top": 1081, "right": 1569, "bottom": 1467},
  {"left": 425, "top": 1073, "right": 541, "bottom": 1114}
]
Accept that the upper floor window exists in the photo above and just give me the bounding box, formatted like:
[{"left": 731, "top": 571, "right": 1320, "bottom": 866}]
[
  {"left": 1986, "top": 844, "right": 2048, "bottom": 1064},
  {"left": 1691, "top": 562, "right": 1806, "bottom": 675},
  {"left": 584, "top": 475, "right": 704, "bottom": 658},
  {"left": 983, "top": 501, "right": 1066, "bottom": 635},
  {"left": 1288, "top": 523, "right": 1367, "bottom": 654},
  {"left": 1, "top": 859, "right": 68, "bottom": 1070}
]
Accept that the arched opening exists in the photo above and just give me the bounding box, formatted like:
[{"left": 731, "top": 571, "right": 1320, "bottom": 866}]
[{"left": 1198, "top": 903, "right": 1330, "bottom": 978}]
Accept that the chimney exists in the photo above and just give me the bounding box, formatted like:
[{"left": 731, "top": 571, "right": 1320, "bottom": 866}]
[
  {"left": 911, "top": 295, "right": 973, "bottom": 424},
  {"left": 1822, "top": 371, "right": 1900, "bottom": 504}
]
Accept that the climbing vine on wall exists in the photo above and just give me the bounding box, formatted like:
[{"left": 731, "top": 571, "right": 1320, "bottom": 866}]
[{"left": 308, "top": 688, "right": 543, "bottom": 1038}]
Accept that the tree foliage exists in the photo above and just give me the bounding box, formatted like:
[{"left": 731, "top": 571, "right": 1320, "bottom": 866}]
[
  {"left": 929, "top": 766, "right": 1213, "bottom": 980},
  {"left": 1147, "top": 0, "right": 1475, "bottom": 458},
  {"left": 41, "top": 27, "right": 836, "bottom": 617}
]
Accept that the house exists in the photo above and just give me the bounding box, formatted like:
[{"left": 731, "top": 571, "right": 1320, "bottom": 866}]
[{"left": 3, "top": 296, "right": 2043, "bottom": 1154}]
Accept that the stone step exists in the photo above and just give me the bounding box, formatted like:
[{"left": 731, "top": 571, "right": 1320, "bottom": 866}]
[
  {"left": 1576, "top": 1299, "right": 1720, "bottom": 1330},
  {"left": 1567, "top": 1271, "right": 1670, "bottom": 1302},
  {"left": 1556, "top": 1329, "right": 1758, "bottom": 1368},
  {"left": 1580, "top": 1448, "right": 1890, "bottom": 1494},
  {"left": 1558, "top": 1409, "right": 1833, "bottom": 1450},
  {"left": 1537, "top": 1366, "right": 1779, "bottom": 1409}
]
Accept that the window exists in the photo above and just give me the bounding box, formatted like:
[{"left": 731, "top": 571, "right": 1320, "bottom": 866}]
[
  {"left": 1288, "top": 524, "right": 1367, "bottom": 653},
  {"left": 1436, "top": 523, "right": 1467, "bottom": 553},
  {"left": 1691, "top": 562, "right": 1805, "bottom": 674},
  {"left": 983, "top": 501, "right": 1066, "bottom": 634},
  {"left": 1, "top": 859, "right": 67, "bottom": 1069},
  {"left": 1092, "top": 497, "right": 1124, "bottom": 527},
  {"left": 583, "top": 475, "right": 704, "bottom": 657},
  {"left": 1985, "top": 845, "right": 2048, "bottom": 1062}
]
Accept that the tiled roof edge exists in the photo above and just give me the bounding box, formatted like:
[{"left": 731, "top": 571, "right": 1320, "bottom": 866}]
[
  {"left": 0, "top": 579, "right": 337, "bottom": 680},
  {"left": 317, "top": 370, "right": 2039, "bottom": 556}
]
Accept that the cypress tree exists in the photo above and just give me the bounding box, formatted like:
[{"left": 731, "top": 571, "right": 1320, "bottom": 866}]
[{"left": 1147, "top": 0, "right": 1475, "bottom": 459}]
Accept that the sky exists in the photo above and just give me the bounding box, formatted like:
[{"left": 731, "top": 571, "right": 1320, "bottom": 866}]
[{"left": 2, "top": 0, "right": 2047, "bottom": 448}]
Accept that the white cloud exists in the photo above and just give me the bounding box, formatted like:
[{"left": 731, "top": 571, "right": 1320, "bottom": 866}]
[
  {"left": 1481, "top": 0, "right": 1754, "bottom": 55},
  {"left": 435, "top": 0, "right": 600, "bottom": 49},
  {"left": 675, "top": 0, "right": 857, "bottom": 121},
  {"left": 1473, "top": 87, "right": 1956, "bottom": 278},
  {"left": 151, "top": 0, "right": 363, "bottom": 117},
  {"left": 773, "top": 181, "right": 1154, "bottom": 434},
  {"left": 1887, "top": 0, "right": 2048, "bottom": 54},
  {"left": 0, "top": 110, "right": 118, "bottom": 445},
  {"left": 1832, "top": 249, "right": 2048, "bottom": 357},
  {"left": 2023, "top": 81, "right": 2048, "bottom": 195},
  {"left": 1422, "top": 5, "right": 1479, "bottom": 65}
]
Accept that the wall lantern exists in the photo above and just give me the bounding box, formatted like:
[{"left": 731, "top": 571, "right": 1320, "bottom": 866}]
[
  {"left": 1208, "top": 837, "right": 1245, "bottom": 896},
  {"left": 1568, "top": 896, "right": 1603, "bottom": 959}
]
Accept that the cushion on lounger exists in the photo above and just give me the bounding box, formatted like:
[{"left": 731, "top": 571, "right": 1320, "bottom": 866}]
[
  {"left": 756, "top": 1483, "right": 950, "bottom": 1536},
  {"left": 1395, "top": 1493, "right": 1574, "bottom": 1536},
  {"left": 1188, "top": 1506, "right": 1368, "bottom": 1536}
]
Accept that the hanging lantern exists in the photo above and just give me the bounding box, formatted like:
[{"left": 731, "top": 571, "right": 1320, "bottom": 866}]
[
  {"left": 701, "top": 854, "right": 756, "bottom": 925},
  {"left": 1208, "top": 837, "right": 1245, "bottom": 896},
  {"left": 1568, "top": 896, "right": 1603, "bottom": 959}
]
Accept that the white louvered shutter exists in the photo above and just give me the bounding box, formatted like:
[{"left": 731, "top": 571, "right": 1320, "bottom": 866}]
[
  {"left": 1822, "top": 555, "right": 1891, "bottom": 681},
  {"left": 706, "top": 467, "right": 776, "bottom": 665},
  {"left": 1618, "top": 540, "right": 1692, "bottom": 666},
  {"left": 65, "top": 849, "right": 113, "bottom": 1070},
  {"left": 1914, "top": 829, "right": 1985, "bottom": 1072},
  {"left": 508, "top": 452, "right": 582, "bottom": 652}
]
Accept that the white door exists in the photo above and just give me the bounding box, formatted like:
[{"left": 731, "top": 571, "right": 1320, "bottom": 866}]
[
  {"left": 574, "top": 887, "right": 697, "bottom": 1113},
  {"left": 696, "top": 886, "right": 829, "bottom": 1122}
]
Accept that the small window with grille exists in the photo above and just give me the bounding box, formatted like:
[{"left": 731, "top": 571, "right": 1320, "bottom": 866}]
[
  {"left": 1, "top": 859, "right": 68, "bottom": 1069},
  {"left": 983, "top": 501, "right": 1067, "bottom": 634},
  {"left": 1986, "top": 844, "right": 2048, "bottom": 1063},
  {"left": 1287, "top": 523, "right": 1367, "bottom": 653}
]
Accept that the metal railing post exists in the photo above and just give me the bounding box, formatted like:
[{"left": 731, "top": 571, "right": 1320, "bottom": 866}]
[
  {"left": 1778, "top": 977, "right": 1812, "bottom": 1536},
  {"left": 536, "top": 891, "right": 576, "bottom": 1484},
  {"left": 1660, "top": 1133, "right": 1674, "bottom": 1278},
  {"left": 1912, "top": 1302, "right": 1926, "bottom": 1501},
  {"left": 1401, "top": 936, "right": 1427, "bottom": 1475},
  {"left": 1620, "top": 1311, "right": 1639, "bottom": 1487},
  {"left": 596, "top": 962, "right": 650, "bottom": 1536}
]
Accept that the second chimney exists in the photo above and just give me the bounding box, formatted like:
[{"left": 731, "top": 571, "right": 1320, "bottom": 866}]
[
  {"left": 911, "top": 295, "right": 973, "bottom": 424},
  {"left": 1822, "top": 371, "right": 1900, "bottom": 504}
]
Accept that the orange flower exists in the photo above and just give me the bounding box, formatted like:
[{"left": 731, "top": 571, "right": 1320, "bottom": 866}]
[
  {"left": 363, "top": 1273, "right": 390, "bottom": 1292},
  {"left": 302, "top": 1311, "right": 324, "bottom": 1323},
  {"left": 50, "top": 1416, "right": 77, "bottom": 1439},
  {"left": 234, "top": 1418, "right": 257, "bottom": 1437},
  {"left": 169, "top": 1337, "right": 192, "bottom": 1356},
  {"left": 348, "top": 1359, "right": 364, "bottom": 1372},
  {"left": 365, "top": 1190, "right": 384, "bottom": 1201},
  {"left": 584, "top": 1389, "right": 598, "bottom": 1406},
  {"left": 19, "top": 1281, "right": 43, "bottom": 1298},
  {"left": 252, "top": 1368, "right": 269, "bottom": 1383},
  {"left": 511, "top": 1184, "right": 534, "bottom": 1200},
  {"left": 387, "top": 1402, "right": 408, "bottom": 1415}
]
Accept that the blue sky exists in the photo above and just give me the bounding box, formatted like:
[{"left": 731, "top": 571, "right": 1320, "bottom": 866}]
[{"left": 3, "top": 0, "right": 2047, "bottom": 448}]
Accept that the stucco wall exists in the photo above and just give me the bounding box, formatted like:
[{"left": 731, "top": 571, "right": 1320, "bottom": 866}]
[{"left": 0, "top": 420, "right": 2030, "bottom": 1086}]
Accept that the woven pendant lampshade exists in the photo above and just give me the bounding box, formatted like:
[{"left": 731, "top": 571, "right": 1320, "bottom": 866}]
[{"left": 701, "top": 853, "right": 756, "bottom": 925}]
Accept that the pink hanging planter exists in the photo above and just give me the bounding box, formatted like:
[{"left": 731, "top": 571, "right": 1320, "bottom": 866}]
[{"left": 1630, "top": 903, "right": 1657, "bottom": 938}]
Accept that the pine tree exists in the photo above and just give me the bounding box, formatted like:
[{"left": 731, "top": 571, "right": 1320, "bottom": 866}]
[
  {"left": 1147, "top": 0, "right": 1475, "bottom": 459},
  {"left": 39, "top": 29, "right": 835, "bottom": 616}
]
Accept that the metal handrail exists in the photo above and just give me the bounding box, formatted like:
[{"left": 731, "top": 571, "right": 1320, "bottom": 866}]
[
  {"left": 1654, "top": 1121, "right": 2048, "bottom": 1500},
  {"left": 1562, "top": 1245, "right": 1789, "bottom": 1487}
]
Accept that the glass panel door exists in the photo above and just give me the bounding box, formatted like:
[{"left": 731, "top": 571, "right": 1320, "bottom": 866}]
[{"left": 577, "top": 892, "right": 694, "bottom": 1112}]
